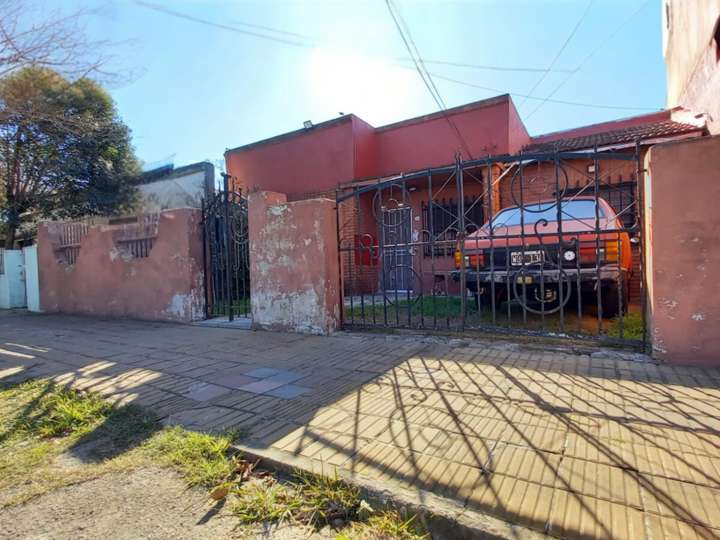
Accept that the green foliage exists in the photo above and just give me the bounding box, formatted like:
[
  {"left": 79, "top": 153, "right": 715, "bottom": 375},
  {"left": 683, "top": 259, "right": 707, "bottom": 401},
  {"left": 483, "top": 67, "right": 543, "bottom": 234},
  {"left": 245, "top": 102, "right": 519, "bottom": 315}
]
[
  {"left": 0, "top": 380, "right": 112, "bottom": 439},
  {"left": 34, "top": 387, "right": 112, "bottom": 438},
  {"left": 233, "top": 480, "right": 302, "bottom": 525},
  {"left": 292, "top": 470, "right": 361, "bottom": 527},
  {"left": 144, "top": 426, "right": 238, "bottom": 487},
  {"left": 606, "top": 311, "right": 644, "bottom": 340},
  {"left": 336, "top": 510, "right": 429, "bottom": 540},
  {"left": 0, "top": 66, "right": 140, "bottom": 246}
]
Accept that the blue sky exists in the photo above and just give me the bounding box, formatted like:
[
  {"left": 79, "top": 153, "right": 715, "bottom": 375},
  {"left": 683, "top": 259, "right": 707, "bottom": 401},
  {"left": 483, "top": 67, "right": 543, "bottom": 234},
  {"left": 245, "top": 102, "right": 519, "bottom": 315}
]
[{"left": 51, "top": 0, "right": 665, "bottom": 170}]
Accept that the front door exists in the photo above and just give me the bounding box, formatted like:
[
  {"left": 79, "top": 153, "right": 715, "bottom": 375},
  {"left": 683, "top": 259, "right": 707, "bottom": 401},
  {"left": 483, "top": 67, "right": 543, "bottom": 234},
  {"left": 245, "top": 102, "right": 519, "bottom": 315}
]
[{"left": 380, "top": 206, "right": 413, "bottom": 295}]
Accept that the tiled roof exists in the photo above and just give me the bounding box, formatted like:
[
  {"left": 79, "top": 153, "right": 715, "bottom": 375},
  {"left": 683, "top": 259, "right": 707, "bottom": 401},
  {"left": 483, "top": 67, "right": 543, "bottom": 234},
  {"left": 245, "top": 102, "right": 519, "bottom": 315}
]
[{"left": 524, "top": 120, "right": 704, "bottom": 153}]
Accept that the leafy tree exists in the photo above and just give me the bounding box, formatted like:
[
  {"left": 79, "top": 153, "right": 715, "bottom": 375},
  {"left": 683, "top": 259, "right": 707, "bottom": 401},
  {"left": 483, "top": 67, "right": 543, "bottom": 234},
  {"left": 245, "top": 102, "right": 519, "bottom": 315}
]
[{"left": 0, "top": 67, "right": 140, "bottom": 247}]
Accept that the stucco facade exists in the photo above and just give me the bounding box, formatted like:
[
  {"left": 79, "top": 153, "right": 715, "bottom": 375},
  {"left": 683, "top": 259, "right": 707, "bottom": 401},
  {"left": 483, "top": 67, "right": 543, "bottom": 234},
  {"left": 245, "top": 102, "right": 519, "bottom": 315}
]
[
  {"left": 38, "top": 209, "right": 205, "bottom": 322},
  {"left": 137, "top": 162, "right": 214, "bottom": 212},
  {"left": 663, "top": 0, "right": 720, "bottom": 133},
  {"left": 644, "top": 135, "right": 720, "bottom": 365},
  {"left": 225, "top": 95, "right": 530, "bottom": 199}
]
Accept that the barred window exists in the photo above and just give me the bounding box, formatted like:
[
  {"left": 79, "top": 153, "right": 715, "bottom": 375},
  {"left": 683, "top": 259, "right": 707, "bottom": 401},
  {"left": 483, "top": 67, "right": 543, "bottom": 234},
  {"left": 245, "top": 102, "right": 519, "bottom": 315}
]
[{"left": 421, "top": 197, "right": 484, "bottom": 256}]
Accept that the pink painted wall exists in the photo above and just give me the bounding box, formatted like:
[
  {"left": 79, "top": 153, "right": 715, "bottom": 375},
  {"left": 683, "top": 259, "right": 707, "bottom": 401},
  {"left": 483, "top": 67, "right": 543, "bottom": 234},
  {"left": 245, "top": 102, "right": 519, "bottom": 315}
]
[
  {"left": 644, "top": 135, "right": 720, "bottom": 365},
  {"left": 374, "top": 96, "right": 512, "bottom": 175},
  {"left": 226, "top": 96, "right": 518, "bottom": 197},
  {"left": 226, "top": 117, "right": 355, "bottom": 198},
  {"left": 248, "top": 191, "right": 340, "bottom": 334},
  {"left": 38, "top": 209, "right": 205, "bottom": 322}
]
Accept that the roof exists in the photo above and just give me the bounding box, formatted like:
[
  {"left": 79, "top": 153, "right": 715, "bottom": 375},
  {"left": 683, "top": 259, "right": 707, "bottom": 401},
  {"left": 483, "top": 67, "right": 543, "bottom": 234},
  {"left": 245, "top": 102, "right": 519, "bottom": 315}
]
[{"left": 524, "top": 111, "right": 705, "bottom": 152}]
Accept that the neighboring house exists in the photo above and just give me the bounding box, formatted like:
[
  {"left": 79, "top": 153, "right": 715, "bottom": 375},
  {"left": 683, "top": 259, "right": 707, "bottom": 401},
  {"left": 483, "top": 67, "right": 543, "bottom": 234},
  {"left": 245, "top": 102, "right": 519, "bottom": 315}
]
[
  {"left": 224, "top": 95, "right": 706, "bottom": 298},
  {"left": 663, "top": 0, "right": 720, "bottom": 134},
  {"left": 137, "top": 162, "right": 214, "bottom": 212}
]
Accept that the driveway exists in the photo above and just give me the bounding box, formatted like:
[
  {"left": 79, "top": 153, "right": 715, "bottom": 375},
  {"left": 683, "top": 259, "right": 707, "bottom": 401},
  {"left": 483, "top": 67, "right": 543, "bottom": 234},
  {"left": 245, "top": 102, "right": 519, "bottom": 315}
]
[{"left": 1, "top": 311, "right": 719, "bottom": 539}]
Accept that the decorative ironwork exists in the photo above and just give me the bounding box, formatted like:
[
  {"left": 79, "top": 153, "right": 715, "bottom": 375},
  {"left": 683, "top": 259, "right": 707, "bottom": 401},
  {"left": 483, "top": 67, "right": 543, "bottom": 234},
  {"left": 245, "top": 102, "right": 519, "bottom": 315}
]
[
  {"left": 202, "top": 176, "right": 250, "bottom": 321},
  {"left": 336, "top": 146, "right": 646, "bottom": 349}
]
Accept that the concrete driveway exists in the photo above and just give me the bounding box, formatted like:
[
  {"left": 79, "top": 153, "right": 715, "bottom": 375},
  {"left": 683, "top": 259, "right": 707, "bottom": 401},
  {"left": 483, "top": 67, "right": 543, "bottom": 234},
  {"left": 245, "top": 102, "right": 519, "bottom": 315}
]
[{"left": 1, "top": 311, "right": 719, "bottom": 539}]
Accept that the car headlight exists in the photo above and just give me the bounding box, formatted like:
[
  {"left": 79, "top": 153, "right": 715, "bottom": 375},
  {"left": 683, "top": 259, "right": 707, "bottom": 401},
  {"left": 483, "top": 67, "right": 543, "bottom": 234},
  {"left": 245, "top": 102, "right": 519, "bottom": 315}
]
[{"left": 563, "top": 250, "right": 576, "bottom": 262}]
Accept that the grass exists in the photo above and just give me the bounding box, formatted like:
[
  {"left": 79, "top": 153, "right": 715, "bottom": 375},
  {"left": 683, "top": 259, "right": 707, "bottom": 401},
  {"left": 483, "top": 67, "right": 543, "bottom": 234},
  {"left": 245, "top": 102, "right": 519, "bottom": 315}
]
[
  {"left": 346, "top": 294, "right": 646, "bottom": 345},
  {"left": 337, "top": 510, "right": 429, "bottom": 540},
  {"left": 606, "top": 311, "right": 644, "bottom": 341},
  {"left": 0, "top": 379, "right": 428, "bottom": 537},
  {"left": 145, "top": 426, "right": 238, "bottom": 487}
]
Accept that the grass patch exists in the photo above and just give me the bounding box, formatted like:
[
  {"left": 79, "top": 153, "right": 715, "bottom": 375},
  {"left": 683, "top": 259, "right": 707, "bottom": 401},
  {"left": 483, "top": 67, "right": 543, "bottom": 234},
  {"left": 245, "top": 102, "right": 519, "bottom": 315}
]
[
  {"left": 606, "top": 311, "right": 644, "bottom": 341},
  {"left": 337, "top": 509, "right": 429, "bottom": 540},
  {"left": 145, "top": 426, "right": 238, "bottom": 488},
  {"left": 0, "top": 380, "right": 428, "bottom": 537}
]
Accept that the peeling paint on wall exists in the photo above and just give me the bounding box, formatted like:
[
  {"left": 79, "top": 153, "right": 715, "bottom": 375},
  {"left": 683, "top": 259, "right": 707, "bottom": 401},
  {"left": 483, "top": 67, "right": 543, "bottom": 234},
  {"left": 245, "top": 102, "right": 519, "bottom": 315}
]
[
  {"left": 248, "top": 192, "right": 340, "bottom": 335},
  {"left": 38, "top": 209, "right": 205, "bottom": 323}
]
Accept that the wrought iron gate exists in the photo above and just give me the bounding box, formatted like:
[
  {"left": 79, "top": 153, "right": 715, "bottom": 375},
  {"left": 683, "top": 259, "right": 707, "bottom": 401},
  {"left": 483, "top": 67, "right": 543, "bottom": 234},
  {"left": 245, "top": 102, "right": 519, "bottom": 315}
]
[
  {"left": 202, "top": 178, "right": 250, "bottom": 320},
  {"left": 337, "top": 147, "right": 646, "bottom": 348}
]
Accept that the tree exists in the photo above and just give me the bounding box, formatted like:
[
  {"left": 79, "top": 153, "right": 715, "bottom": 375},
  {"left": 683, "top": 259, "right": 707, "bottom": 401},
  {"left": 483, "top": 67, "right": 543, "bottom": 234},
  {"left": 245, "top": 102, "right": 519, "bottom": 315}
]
[
  {"left": 0, "top": 67, "right": 140, "bottom": 247},
  {"left": 1, "top": 0, "right": 108, "bottom": 80}
]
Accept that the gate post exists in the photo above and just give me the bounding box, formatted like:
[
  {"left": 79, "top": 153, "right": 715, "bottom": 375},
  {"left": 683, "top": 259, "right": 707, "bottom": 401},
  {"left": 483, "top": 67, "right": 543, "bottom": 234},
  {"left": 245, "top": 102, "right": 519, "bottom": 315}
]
[{"left": 248, "top": 191, "right": 341, "bottom": 334}]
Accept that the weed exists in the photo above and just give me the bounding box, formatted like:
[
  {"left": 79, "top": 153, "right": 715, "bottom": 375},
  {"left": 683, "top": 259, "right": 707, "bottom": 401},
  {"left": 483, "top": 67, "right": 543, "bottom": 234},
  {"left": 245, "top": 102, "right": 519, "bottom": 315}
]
[
  {"left": 336, "top": 509, "right": 429, "bottom": 540},
  {"left": 232, "top": 479, "right": 301, "bottom": 525},
  {"left": 292, "top": 470, "right": 361, "bottom": 527},
  {"left": 606, "top": 311, "right": 644, "bottom": 340},
  {"left": 144, "top": 426, "right": 237, "bottom": 487}
]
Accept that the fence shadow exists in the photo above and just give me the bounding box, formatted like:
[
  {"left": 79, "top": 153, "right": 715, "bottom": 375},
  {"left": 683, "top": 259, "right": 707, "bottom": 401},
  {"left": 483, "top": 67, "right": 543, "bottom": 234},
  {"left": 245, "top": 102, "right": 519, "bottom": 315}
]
[{"left": 1, "top": 311, "right": 719, "bottom": 539}]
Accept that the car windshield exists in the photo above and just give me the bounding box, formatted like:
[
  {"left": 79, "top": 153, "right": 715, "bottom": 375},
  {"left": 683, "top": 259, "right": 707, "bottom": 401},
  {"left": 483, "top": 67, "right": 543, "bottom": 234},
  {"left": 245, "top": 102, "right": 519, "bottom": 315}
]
[{"left": 490, "top": 200, "right": 605, "bottom": 228}]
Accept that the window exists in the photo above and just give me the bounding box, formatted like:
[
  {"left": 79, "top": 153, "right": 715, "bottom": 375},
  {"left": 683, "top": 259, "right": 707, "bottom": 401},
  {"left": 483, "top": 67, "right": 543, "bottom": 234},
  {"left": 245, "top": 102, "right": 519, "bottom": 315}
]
[
  {"left": 491, "top": 200, "right": 606, "bottom": 229},
  {"left": 421, "top": 197, "right": 484, "bottom": 256},
  {"left": 565, "top": 182, "right": 637, "bottom": 230}
]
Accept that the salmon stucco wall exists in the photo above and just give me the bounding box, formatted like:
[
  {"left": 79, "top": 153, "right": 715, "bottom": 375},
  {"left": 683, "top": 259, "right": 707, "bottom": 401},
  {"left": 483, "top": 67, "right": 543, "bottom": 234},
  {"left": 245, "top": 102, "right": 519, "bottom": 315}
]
[
  {"left": 248, "top": 191, "right": 340, "bottom": 335},
  {"left": 38, "top": 209, "right": 205, "bottom": 322},
  {"left": 644, "top": 135, "right": 720, "bottom": 365}
]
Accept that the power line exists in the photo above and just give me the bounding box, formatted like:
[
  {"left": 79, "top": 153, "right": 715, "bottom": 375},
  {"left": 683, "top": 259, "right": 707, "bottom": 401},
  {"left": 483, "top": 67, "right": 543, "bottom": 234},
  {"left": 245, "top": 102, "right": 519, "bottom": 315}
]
[
  {"left": 427, "top": 72, "right": 654, "bottom": 112},
  {"left": 518, "top": 0, "right": 595, "bottom": 110},
  {"left": 135, "top": 0, "right": 656, "bottom": 117},
  {"left": 404, "top": 59, "right": 577, "bottom": 74},
  {"left": 385, "top": 0, "right": 474, "bottom": 159},
  {"left": 134, "top": 1, "right": 313, "bottom": 48},
  {"left": 525, "top": 0, "right": 652, "bottom": 120}
]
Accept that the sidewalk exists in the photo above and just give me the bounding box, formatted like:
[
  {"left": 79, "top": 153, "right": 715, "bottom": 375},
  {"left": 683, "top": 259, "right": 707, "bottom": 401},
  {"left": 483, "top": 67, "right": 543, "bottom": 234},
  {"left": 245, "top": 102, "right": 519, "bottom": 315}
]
[{"left": 1, "top": 311, "right": 719, "bottom": 539}]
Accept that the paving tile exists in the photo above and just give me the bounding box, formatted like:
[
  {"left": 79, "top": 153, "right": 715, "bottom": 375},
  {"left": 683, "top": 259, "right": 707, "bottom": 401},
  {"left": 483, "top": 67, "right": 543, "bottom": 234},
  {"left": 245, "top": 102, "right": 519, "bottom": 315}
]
[
  {"left": 237, "top": 379, "right": 287, "bottom": 394},
  {"left": 182, "top": 381, "right": 231, "bottom": 402},
  {"left": 264, "top": 384, "right": 311, "bottom": 399},
  {"left": 244, "top": 367, "right": 280, "bottom": 378},
  {"left": 210, "top": 373, "right": 259, "bottom": 389},
  {"left": 265, "top": 370, "right": 305, "bottom": 384}
]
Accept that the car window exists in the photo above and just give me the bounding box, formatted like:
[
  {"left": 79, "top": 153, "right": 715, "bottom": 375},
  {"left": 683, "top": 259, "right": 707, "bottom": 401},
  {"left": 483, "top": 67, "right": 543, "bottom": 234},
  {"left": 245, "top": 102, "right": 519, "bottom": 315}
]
[{"left": 491, "top": 200, "right": 606, "bottom": 228}]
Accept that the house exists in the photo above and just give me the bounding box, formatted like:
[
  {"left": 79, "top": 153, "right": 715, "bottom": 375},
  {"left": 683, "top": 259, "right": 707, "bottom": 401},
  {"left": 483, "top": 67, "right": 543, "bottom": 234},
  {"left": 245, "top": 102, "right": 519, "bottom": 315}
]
[
  {"left": 137, "top": 161, "right": 215, "bottom": 212},
  {"left": 225, "top": 95, "right": 706, "bottom": 301}
]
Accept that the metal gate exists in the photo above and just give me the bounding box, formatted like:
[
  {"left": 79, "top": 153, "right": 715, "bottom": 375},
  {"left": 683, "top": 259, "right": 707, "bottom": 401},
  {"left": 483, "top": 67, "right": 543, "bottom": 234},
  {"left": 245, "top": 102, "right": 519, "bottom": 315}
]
[
  {"left": 337, "top": 147, "right": 646, "bottom": 348},
  {"left": 202, "top": 177, "right": 250, "bottom": 321}
]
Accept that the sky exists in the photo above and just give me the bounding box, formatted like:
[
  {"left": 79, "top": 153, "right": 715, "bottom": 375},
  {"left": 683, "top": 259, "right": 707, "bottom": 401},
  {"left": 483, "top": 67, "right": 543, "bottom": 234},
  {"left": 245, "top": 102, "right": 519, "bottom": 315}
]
[{"left": 45, "top": 0, "right": 666, "bottom": 171}]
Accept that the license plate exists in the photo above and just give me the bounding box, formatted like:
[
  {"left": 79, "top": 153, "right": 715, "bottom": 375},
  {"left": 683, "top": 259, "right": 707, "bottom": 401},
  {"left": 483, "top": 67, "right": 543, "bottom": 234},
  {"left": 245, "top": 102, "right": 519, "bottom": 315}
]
[{"left": 510, "top": 250, "right": 544, "bottom": 266}]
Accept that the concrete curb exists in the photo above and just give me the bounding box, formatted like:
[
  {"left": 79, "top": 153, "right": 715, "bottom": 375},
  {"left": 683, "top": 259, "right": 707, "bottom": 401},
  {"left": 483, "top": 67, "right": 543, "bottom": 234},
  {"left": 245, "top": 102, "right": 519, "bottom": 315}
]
[{"left": 232, "top": 441, "right": 546, "bottom": 540}]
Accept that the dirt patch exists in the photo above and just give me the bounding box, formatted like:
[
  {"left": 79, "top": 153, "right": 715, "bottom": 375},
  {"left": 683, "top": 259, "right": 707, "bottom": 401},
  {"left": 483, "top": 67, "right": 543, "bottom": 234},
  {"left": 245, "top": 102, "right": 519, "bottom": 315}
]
[{"left": 0, "top": 467, "right": 240, "bottom": 539}]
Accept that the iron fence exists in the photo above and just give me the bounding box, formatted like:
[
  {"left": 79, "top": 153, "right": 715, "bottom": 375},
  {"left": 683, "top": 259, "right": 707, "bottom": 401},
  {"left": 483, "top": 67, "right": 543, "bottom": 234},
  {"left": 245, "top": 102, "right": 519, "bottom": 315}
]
[{"left": 336, "top": 146, "right": 646, "bottom": 348}]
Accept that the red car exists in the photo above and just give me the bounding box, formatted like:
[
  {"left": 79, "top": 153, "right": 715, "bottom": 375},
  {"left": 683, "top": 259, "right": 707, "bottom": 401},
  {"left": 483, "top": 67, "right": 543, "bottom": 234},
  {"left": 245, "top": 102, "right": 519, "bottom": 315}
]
[{"left": 454, "top": 197, "right": 632, "bottom": 317}]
